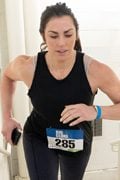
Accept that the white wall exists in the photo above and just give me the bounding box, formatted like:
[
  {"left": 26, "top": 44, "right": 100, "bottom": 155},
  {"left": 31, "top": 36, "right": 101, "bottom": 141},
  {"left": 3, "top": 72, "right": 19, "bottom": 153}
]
[{"left": 0, "top": 1, "right": 11, "bottom": 179}]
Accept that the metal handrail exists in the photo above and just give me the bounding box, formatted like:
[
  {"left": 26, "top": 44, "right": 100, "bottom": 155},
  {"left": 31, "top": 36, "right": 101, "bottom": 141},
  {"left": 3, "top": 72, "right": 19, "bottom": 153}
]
[
  {"left": 111, "top": 138, "right": 120, "bottom": 180},
  {"left": 0, "top": 142, "right": 12, "bottom": 180},
  {"left": 111, "top": 138, "right": 120, "bottom": 152},
  {"left": 111, "top": 138, "right": 120, "bottom": 145},
  {"left": 0, "top": 146, "right": 11, "bottom": 156}
]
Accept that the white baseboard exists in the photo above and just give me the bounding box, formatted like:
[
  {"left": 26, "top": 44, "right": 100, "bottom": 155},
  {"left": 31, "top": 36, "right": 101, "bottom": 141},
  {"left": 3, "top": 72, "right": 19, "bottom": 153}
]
[
  {"left": 84, "top": 168, "right": 118, "bottom": 180},
  {"left": 58, "top": 168, "right": 118, "bottom": 180},
  {"left": 15, "top": 168, "right": 118, "bottom": 180},
  {"left": 15, "top": 176, "right": 29, "bottom": 180}
]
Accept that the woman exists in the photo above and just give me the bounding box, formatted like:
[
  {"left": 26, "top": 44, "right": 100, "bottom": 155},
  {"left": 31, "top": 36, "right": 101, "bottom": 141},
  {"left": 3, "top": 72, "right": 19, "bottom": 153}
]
[{"left": 1, "top": 2, "right": 120, "bottom": 180}]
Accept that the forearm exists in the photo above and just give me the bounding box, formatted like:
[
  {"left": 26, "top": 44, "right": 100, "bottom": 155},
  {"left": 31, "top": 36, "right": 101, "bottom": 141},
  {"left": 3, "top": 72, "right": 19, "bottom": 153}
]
[
  {"left": 0, "top": 74, "right": 16, "bottom": 121},
  {"left": 101, "top": 103, "right": 120, "bottom": 120}
]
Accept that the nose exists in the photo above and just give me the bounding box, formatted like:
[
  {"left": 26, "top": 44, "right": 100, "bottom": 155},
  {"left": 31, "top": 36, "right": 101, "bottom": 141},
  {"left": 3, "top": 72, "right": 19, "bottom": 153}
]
[{"left": 57, "top": 36, "right": 66, "bottom": 46}]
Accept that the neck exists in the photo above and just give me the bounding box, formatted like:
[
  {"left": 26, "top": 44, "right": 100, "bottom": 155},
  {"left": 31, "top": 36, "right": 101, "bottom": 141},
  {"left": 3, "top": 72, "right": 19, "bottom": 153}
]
[{"left": 45, "top": 50, "right": 76, "bottom": 70}]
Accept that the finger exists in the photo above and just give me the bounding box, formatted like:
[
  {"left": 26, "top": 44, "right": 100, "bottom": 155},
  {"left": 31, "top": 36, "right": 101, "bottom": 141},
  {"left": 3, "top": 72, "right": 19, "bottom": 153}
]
[
  {"left": 2, "top": 130, "right": 13, "bottom": 145},
  {"left": 1, "top": 130, "right": 5, "bottom": 137},
  {"left": 6, "top": 135, "right": 13, "bottom": 145},
  {"left": 60, "top": 108, "right": 78, "bottom": 122},
  {"left": 61, "top": 115, "right": 75, "bottom": 124},
  {"left": 9, "top": 139, "right": 13, "bottom": 145},
  {"left": 61, "top": 105, "right": 77, "bottom": 116},
  {"left": 65, "top": 104, "right": 78, "bottom": 109},
  {"left": 61, "top": 113, "right": 80, "bottom": 124},
  {"left": 69, "top": 117, "right": 83, "bottom": 126},
  {"left": 17, "top": 123, "right": 22, "bottom": 131},
  {"left": 60, "top": 111, "right": 72, "bottom": 122}
]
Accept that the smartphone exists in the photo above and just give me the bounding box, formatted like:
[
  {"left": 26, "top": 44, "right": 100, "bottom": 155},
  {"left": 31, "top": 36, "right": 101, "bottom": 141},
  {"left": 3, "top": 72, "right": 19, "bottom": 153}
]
[{"left": 11, "top": 128, "right": 21, "bottom": 145}]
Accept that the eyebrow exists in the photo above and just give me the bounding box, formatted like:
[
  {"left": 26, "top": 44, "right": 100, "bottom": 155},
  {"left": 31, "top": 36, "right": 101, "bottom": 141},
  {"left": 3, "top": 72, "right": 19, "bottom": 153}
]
[{"left": 48, "top": 28, "right": 74, "bottom": 34}]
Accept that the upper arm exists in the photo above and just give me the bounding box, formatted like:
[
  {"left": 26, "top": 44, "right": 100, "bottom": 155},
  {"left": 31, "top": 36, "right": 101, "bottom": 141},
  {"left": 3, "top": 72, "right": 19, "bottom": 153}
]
[
  {"left": 88, "top": 59, "right": 120, "bottom": 103},
  {"left": 3, "top": 55, "right": 33, "bottom": 82}
]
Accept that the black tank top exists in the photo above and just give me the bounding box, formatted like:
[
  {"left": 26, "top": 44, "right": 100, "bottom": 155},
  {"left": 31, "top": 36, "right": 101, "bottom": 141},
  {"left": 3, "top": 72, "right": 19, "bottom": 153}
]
[{"left": 24, "top": 51, "right": 95, "bottom": 142}]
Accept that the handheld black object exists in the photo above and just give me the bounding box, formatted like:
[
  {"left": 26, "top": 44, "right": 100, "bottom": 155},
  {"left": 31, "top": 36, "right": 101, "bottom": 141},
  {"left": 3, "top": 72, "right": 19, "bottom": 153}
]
[{"left": 11, "top": 128, "right": 21, "bottom": 145}]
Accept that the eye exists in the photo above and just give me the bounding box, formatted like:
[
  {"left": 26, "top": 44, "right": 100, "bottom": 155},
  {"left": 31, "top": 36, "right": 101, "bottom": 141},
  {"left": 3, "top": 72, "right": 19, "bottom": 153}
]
[
  {"left": 50, "top": 36, "right": 58, "bottom": 39},
  {"left": 65, "top": 34, "right": 73, "bottom": 38}
]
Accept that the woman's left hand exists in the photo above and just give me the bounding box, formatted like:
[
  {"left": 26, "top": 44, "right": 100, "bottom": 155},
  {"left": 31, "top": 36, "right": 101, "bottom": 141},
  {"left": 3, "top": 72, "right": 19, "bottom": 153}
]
[{"left": 60, "top": 104, "right": 97, "bottom": 126}]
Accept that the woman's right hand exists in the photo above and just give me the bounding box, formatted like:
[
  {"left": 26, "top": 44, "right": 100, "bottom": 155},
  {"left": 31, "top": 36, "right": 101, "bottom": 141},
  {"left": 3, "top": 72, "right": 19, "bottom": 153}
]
[{"left": 1, "top": 117, "right": 22, "bottom": 145}]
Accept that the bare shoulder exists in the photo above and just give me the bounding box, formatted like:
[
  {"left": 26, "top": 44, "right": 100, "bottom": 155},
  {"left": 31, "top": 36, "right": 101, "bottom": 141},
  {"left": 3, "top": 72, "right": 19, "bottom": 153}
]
[
  {"left": 4, "top": 55, "right": 35, "bottom": 83},
  {"left": 88, "top": 56, "right": 120, "bottom": 102},
  {"left": 89, "top": 57, "right": 118, "bottom": 85},
  {"left": 11, "top": 55, "right": 33, "bottom": 70}
]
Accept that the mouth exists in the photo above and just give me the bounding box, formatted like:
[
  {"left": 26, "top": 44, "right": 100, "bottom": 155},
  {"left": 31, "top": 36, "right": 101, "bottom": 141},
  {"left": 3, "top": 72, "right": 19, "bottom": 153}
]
[{"left": 56, "top": 50, "right": 68, "bottom": 54}]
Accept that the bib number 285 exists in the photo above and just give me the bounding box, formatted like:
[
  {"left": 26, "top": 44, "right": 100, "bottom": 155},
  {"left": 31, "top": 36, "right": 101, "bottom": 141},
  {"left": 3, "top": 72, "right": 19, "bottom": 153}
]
[{"left": 55, "top": 139, "right": 75, "bottom": 149}]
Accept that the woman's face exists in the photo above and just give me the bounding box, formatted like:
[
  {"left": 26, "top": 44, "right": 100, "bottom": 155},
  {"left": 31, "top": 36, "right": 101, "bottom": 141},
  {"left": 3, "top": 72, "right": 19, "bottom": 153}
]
[{"left": 43, "top": 16, "right": 77, "bottom": 58}]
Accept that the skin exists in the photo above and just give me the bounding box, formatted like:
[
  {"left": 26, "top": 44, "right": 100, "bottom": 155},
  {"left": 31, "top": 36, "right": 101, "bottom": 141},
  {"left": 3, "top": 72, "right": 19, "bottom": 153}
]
[{"left": 1, "top": 15, "right": 120, "bottom": 144}]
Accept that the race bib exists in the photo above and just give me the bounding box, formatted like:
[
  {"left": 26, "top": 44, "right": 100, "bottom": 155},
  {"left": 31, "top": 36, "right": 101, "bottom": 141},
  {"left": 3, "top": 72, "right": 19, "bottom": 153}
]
[{"left": 46, "top": 128, "right": 84, "bottom": 152}]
